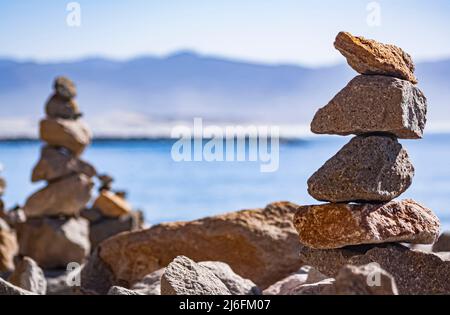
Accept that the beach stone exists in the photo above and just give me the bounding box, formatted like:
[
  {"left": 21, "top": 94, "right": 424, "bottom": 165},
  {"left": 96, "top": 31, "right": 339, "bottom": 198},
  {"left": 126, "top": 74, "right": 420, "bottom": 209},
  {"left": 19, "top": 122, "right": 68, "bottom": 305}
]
[
  {"left": 300, "top": 243, "right": 450, "bottom": 294},
  {"left": 432, "top": 232, "right": 450, "bottom": 252},
  {"left": 199, "top": 261, "right": 261, "bottom": 295},
  {"left": 93, "top": 190, "right": 132, "bottom": 218},
  {"left": 8, "top": 257, "right": 47, "bottom": 295},
  {"left": 0, "top": 218, "right": 18, "bottom": 272},
  {"left": 24, "top": 174, "right": 93, "bottom": 218},
  {"left": 161, "top": 256, "right": 231, "bottom": 295},
  {"left": 311, "top": 75, "right": 427, "bottom": 139},
  {"left": 45, "top": 94, "right": 81, "bottom": 120},
  {"left": 108, "top": 286, "right": 142, "bottom": 295},
  {"left": 334, "top": 31, "right": 417, "bottom": 83},
  {"left": 131, "top": 268, "right": 165, "bottom": 295},
  {"left": 308, "top": 135, "right": 414, "bottom": 203},
  {"left": 32, "top": 146, "right": 96, "bottom": 183},
  {"left": 263, "top": 267, "right": 309, "bottom": 295},
  {"left": 16, "top": 217, "right": 90, "bottom": 269},
  {"left": 294, "top": 199, "right": 440, "bottom": 249},
  {"left": 80, "top": 202, "right": 302, "bottom": 294},
  {"left": 40, "top": 118, "right": 92, "bottom": 156},
  {"left": 54, "top": 76, "right": 77, "bottom": 100},
  {"left": 0, "top": 277, "right": 36, "bottom": 295}
]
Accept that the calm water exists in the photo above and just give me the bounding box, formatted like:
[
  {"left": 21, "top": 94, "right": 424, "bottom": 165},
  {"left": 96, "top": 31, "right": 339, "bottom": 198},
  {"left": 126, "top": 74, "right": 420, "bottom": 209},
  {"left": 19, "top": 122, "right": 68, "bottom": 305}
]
[{"left": 1, "top": 135, "right": 449, "bottom": 230}]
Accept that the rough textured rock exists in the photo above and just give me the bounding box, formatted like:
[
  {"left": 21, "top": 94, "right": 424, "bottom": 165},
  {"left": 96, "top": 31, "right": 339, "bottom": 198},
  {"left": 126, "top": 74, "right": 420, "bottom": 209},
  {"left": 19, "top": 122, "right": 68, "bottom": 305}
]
[
  {"left": 17, "top": 217, "right": 90, "bottom": 269},
  {"left": 334, "top": 31, "right": 417, "bottom": 83},
  {"left": 291, "top": 278, "right": 336, "bottom": 295},
  {"left": 308, "top": 135, "right": 414, "bottom": 203},
  {"left": 81, "top": 202, "right": 302, "bottom": 294},
  {"left": 0, "top": 218, "right": 18, "bottom": 273},
  {"left": 305, "top": 267, "right": 328, "bottom": 284},
  {"left": 45, "top": 94, "right": 80, "bottom": 120},
  {"left": 300, "top": 243, "right": 450, "bottom": 294},
  {"left": 108, "top": 286, "right": 142, "bottom": 295},
  {"left": 0, "top": 277, "right": 36, "bottom": 295},
  {"left": 131, "top": 268, "right": 164, "bottom": 295},
  {"left": 199, "top": 261, "right": 261, "bottom": 295},
  {"left": 54, "top": 76, "right": 77, "bottom": 100},
  {"left": 32, "top": 146, "right": 96, "bottom": 183},
  {"left": 93, "top": 190, "right": 132, "bottom": 218},
  {"left": 294, "top": 200, "right": 440, "bottom": 249},
  {"left": 263, "top": 267, "right": 309, "bottom": 295},
  {"left": 24, "top": 174, "right": 93, "bottom": 218},
  {"left": 8, "top": 256, "right": 47, "bottom": 295},
  {"left": 311, "top": 75, "right": 427, "bottom": 139},
  {"left": 89, "top": 210, "right": 142, "bottom": 249},
  {"left": 432, "top": 232, "right": 450, "bottom": 252},
  {"left": 40, "top": 118, "right": 92, "bottom": 156},
  {"left": 161, "top": 256, "right": 231, "bottom": 295}
]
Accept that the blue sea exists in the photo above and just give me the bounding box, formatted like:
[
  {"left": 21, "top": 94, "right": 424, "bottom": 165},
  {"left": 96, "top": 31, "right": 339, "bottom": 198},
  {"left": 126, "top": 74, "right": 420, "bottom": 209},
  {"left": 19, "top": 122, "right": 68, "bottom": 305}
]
[{"left": 1, "top": 134, "right": 449, "bottom": 231}]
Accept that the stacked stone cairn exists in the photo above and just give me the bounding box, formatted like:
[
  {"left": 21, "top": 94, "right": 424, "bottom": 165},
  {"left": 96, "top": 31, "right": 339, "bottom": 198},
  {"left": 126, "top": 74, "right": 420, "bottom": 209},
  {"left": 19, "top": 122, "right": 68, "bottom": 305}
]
[{"left": 293, "top": 32, "right": 447, "bottom": 294}]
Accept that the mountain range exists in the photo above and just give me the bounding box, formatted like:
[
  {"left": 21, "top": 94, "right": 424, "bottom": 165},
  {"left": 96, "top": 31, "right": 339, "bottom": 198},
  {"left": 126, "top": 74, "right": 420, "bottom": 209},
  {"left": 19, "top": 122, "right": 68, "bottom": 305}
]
[{"left": 0, "top": 51, "right": 449, "bottom": 138}]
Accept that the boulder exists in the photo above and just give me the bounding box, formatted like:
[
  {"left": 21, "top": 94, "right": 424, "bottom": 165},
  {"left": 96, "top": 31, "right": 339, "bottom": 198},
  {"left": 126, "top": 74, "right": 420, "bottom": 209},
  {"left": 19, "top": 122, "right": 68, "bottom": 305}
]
[
  {"left": 108, "top": 286, "right": 142, "bottom": 295},
  {"left": 432, "top": 232, "right": 450, "bottom": 253},
  {"left": 293, "top": 200, "right": 440, "bottom": 249},
  {"left": 92, "top": 190, "right": 132, "bottom": 218},
  {"left": 199, "top": 261, "right": 261, "bottom": 295},
  {"left": 8, "top": 256, "right": 47, "bottom": 295},
  {"left": 263, "top": 267, "right": 309, "bottom": 295},
  {"left": 40, "top": 118, "right": 92, "bottom": 156},
  {"left": 131, "top": 268, "right": 165, "bottom": 295},
  {"left": 300, "top": 243, "right": 450, "bottom": 294},
  {"left": 16, "top": 217, "right": 90, "bottom": 269},
  {"left": 24, "top": 174, "right": 93, "bottom": 218},
  {"left": 311, "top": 75, "right": 427, "bottom": 139},
  {"left": 160, "top": 256, "right": 231, "bottom": 295},
  {"left": 308, "top": 135, "right": 414, "bottom": 203},
  {"left": 45, "top": 94, "right": 80, "bottom": 120},
  {"left": 0, "top": 218, "right": 18, "bottom": 272},
  {"left": 0, "top": 277, "right": 36, "bottom": 295},
  {"left": 54, "top": 76, "right": 77, "bottom": 100},
  {"left": 334, "top": 31, "right": 417, "bottom": 83},
  {"left": 32, "top": 146, "right": 96, "bottom": 183},
  {"left": 80, "top": 202, "right": 302, "bottom": 294}
]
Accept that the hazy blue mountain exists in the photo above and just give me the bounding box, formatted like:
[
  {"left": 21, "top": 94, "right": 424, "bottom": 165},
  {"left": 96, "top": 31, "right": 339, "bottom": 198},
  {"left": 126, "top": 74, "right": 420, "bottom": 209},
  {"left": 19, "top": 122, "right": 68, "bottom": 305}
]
[{"left": 0, "top": 51, "right": 449, "bottom": 137}]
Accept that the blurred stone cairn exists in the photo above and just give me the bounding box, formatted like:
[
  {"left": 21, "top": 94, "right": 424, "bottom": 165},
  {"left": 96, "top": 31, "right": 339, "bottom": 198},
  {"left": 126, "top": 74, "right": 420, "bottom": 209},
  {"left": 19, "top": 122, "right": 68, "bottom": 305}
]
[{"left": 293, "top": 32, "right": 450, "bottom": 294}]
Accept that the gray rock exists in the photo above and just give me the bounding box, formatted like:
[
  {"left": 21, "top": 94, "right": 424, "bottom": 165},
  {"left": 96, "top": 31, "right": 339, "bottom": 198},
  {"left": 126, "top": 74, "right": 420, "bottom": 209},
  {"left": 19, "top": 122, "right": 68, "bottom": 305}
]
[
  {"left": 199, "top": 261, "right": 261, "bottom": 295},
  {"left": 161, "top": 256, "right": 231, "bottom": 295},
  {"left": 131, "top": 268, "right": 164, "bottom": 295},
  {"left": 79, "top": 248, "right": 116, "bottom": 295},
  {"left": 0, "top": 277, "right": 36, "bottom": 295},
  {"left": 32, "top": 146, "right": 96, "bottom": 183},
  {"left": 311, "top": 75, "right": 427, "bottom": 139},
  {"left": 8, "top": 257, "right": 47, "bottom": 295},
  {"left": 108, "top": 286, "right": 142, "bottom": 295},
  {"left": 308, "top": 135, "right": 414, "bottom": 203},
  {"left": 433, "top": 232, "right": 450, "bottom": 252},
  {"left": 17, "top": 217, "right": 90, "bottom": 269},
  {"left": 300, "top": 243, "right": 450, "bottom": 294},
  {"left": 291, "top": 278, "right": 336, "bottom": 295},
  {"left": 305, "top": 267, "right": 328, "bottom": 284},
  {"left": 263, "top": 267, "right": 309, "bottom": 295}
]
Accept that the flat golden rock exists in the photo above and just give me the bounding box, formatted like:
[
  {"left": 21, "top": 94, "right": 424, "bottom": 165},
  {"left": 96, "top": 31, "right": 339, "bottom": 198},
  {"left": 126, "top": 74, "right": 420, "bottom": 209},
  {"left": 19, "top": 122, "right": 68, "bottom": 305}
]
[
  {"left": 293, "top": 199, "right": 440, "bottom": 249},
  {"left": 334, "top": 31, "right": 418, "bottom": 84},
  {"left": 93, "top": 190, "right": 132, "bottom": 218}
]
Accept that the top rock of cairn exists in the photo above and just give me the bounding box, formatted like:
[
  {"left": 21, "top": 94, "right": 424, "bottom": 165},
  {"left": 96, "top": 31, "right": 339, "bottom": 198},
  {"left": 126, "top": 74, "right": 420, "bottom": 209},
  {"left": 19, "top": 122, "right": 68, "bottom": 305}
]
[{"left": 46, "top": 76, "right": 81, "bottom": 120}]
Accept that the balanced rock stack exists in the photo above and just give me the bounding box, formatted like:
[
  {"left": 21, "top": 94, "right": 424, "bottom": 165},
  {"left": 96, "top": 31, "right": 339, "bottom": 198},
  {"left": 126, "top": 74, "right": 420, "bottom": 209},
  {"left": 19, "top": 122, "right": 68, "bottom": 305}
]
[
  {"left": 294, "top": 32, "right": 447, "bottom": 294},
  {"left": 17, "top": 77, "right": 94, "bottom": 269}
]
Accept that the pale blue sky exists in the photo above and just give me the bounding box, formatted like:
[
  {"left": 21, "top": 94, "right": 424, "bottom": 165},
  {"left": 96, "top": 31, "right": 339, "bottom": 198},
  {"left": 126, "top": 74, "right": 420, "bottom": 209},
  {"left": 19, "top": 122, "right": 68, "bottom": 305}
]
[{"left": 0, "top": 0, "right": 449, "bottom": 66}]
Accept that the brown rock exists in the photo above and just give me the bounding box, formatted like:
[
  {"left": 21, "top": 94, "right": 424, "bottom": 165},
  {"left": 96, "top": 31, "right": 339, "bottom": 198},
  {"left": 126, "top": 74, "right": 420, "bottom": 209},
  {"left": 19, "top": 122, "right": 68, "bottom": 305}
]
[
  {"left": 40, "top": 118, "right": 92, "bottom": 156},
  {"left": 311, "top": 75, "right": 427, "bottom": 139},
  {"left": 0, "top": 218, "right": 18, "bottom": 272},
  {"left": 308, "top": 135, "right": 414, "bottom": 203},
  {"left": 8, "top": 256, "right": 47, "bottom": 295},
  {"left": 16, "top": 217, "right": 90, "bottom": 269},
  {"left": 80, "top": 202, "right": 302, "bottom": 294},
  {"left": 45, "top": 94, "right": 81, "bottom": 120},
  {"left": 432, "top": 231, "right": 450, "bottom": 253},
  {"left": 93, "top": 190, "right": 132, "bottom": 218},
  {"left": 334, "top": 31, "right": 417, "bottom": 83},
  {"left": 0, "top": 177, "right": 5, "bottom": 196},
  {"left": 300, "top": 243, "right": 450, "bottom": 294},
  {"left": 294, "top": 200, "right": 440, "bottom": 249},
  {"left": 32, "top": 146, "right": 96, "bottom": 183},
  {"left": 54, "top": 76, "right": 77, "bottom": 100},
  {"left": 24, "top": 174, "right": 93, "bottom": 218}
]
